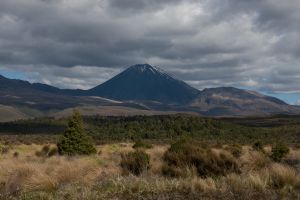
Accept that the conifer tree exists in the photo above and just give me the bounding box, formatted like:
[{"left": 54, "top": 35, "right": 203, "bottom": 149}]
[{"left": 57, "top": 110, "right": 96, "bottom": 155}]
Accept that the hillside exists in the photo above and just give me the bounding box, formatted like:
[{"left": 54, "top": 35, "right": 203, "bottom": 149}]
[
  {"left": 51, "top": 106, "right": 197, "bottom": 118},
  {"left": 0, "top": 105, "right": 28, "bottom": 122},
  {"left": 189, "top": 87, "right": 300, "bottom": 116}
]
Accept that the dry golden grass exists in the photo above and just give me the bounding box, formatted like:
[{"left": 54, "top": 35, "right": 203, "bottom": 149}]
[
  {"left": 0, "top": 143, "right": 299, "bottom": 199},
  {"left": 267, "top": 163, "right": 298, "bottom": 188},
  {"left": 0, "top": 156, "right": 102, "bottom": 196},
  {"left": 241, "top": 150, "right": 271, "bottom": 171},
  {"left": 145, "top": 145, "right": 169, "bottom": 175},
  {"left": 224, "top": 172, "right": 269, "bottom": 193},
  {"left": 181, "top": 177, "right": 217, "bottom": 193}
]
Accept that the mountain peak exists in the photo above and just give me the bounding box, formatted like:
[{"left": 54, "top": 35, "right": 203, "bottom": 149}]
[
  {"left": 130, "top": 64, "right": 152, "bottom": 70},
  {"left": 127, "top": 64, "right": 166, "bottom": 76},
  {"left": 88, "top": 64, "right": 200, "bottom": 104}
]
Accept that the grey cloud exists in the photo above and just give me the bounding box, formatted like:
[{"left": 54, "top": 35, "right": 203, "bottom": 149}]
[
  {"left": 0, "top": 65, "right": 122, "bottom": 89},
  {"left": 0, "top": 0, "right": 299, "bottom": 95},
  {"left": 107, "top": 0, "right": 188, "bottom": 13},
  {"left": 208, "top": 0, "right": 300, "bottom": 31}
]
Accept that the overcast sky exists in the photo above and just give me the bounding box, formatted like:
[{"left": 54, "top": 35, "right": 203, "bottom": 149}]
[{"left": 0, "top": 0, "right": 300, "bottom": 104}]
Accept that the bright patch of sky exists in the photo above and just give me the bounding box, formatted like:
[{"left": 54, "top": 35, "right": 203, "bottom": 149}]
[{"left": 1, "top": 69, "right": 27, "bottom": 80}]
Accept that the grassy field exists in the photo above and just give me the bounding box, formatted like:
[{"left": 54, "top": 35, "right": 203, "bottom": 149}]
[{"left": 0, "top": 142, "right": 299, "bottom": 200}]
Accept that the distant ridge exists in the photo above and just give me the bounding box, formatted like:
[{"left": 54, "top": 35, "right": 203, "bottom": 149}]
[
  {"left": 0, "top": 73, "right": 147, "bottom": 114},
  {"left": 0, "top": 105, "right": 28, "bottom": 122},
  {"left": 189, "top": 87, "right": 298, "bottom": 116}
]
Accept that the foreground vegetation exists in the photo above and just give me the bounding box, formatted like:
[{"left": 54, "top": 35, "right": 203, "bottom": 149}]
[
  {"left": 0, "top": 142, "right": 298, "bottom": 199},
  {"left": 0, "top": 114, "right": 300, "bottom": 199}
]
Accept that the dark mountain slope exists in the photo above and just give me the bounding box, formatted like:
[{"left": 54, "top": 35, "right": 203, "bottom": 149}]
[
  {"left": 88, "top": 64, "right": 200, "bottom": 104},
  {"left": 0, "top": 75, "right": 137, "bottom": 112}
]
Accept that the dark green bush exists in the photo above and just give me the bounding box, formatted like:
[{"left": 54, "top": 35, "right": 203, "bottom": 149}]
[
  {"left": 225, "top": 144, "right": 242, "bottom": 158},
  {"left": 271, "top": 143, "right": 289, "bottom": 162},
  {"left": 120, "top": 150, "right": 150, "bottom": 176},
  {"left": 57, "top": 110, "right": 96, "bottom": 156},
  {"left": 252, "top": 140, "right": 264, "bottom": 152},
  {"left": 132, "top": 140, "right": 152, "bottom": 149},
  {"left": 162, "top": 138, "right": 240, "bottom": 177}
]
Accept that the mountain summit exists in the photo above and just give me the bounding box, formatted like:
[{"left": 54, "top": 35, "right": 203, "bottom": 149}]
[{"left": 88, "top": 64, "right": 200, "bottom": 104}]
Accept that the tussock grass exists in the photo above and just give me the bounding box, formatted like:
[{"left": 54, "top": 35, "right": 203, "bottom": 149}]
[
  {"left": 241, "top": 150, "right": 271, "bottom": 171},
  {"left": 267, "top": 163, "right": 298, "bottom": 188},
  {"left": 0, "top": 157, "right": 101, "bottom": 197},
  {"left": 0, "top": 143, "right": 299, "bottom": 199}
]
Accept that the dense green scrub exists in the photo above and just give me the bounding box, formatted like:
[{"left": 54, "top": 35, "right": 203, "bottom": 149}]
[{"left": 0, "top": 115, "right": 300, "bottom": 144}]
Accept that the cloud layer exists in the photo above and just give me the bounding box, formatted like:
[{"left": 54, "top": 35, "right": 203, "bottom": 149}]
[{"left": 0, "top": 0, "right": 299, "bottom": 101}]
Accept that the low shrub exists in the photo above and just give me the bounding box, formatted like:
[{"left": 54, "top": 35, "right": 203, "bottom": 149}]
[
  {"left": 163, "top": 139, "right": 240, "bottom": 177},
  {"left": 13, "top": 151, "right": 19, "bottom": 158},
  {"left": 42, "top": 145, "right": 50, "bottom": 154},
  {"left": 132, "top": 140, "right": 153, "bottom": 149},
  {"left": 271, "top": 143, "right": 289, "bottom": 162},
  {"left": 225, "top": 144, "right": 242, "bottom": 158},
  {"left": 120, "top": 150, "right": 150, "bottom": 176},
  {"left": 35, "top": 151, "right": 44, "bottom": 157},
  {"left": 252, "top": 140, "right": 264, "bottom": 152},
  {"left": 36, "top": 145, "right": 50, "bottom": 157},
  {"left": 35, "top": 145, "right": 58, "bottom": 157},
  {"left": 161, "top": 164, "right": 186, "bottom": 177},
  {"left": 0, "top": 144, "right": 10, "bottom": 154},
  {"left": 48, "top": 147, "right": 58, "bottom": 157}
]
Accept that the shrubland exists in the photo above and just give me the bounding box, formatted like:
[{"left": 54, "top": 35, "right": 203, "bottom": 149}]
[
  {"left": 0, "top": 142, "right": 298, "bottom": 200},
  {"left": 1, "top": 114, "right": 300, "bottom": 144},
  {"left": 0, "top": 114, "right": 299, "bottom": 199}
]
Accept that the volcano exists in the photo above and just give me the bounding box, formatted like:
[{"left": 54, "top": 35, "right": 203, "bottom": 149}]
[{"left": 88, "top": 64, "right": 200, "bottom": 104}]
